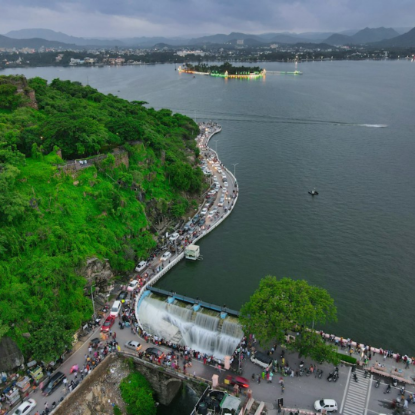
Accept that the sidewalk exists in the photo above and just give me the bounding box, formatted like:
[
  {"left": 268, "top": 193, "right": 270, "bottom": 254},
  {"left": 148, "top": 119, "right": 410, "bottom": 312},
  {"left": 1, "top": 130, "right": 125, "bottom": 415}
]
[{"left": 326, "top": 336, "right": 415, "bottom": 384}]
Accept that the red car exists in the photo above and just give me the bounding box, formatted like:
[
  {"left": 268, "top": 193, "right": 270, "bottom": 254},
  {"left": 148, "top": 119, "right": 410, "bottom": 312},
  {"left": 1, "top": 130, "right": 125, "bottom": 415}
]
[
  {"left": 100, "top": 315, "right": 116, "bottom": 332},
  {"left": 225, "top": 375, "right": 250, "bottom": 389}
]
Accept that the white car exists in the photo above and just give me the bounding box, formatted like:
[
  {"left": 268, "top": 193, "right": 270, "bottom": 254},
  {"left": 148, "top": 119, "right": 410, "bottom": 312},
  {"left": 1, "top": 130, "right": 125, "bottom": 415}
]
[
  {"left": 169, "top": 232, "right": 180, "bottom": 242},
  {"left": 135, "top": 261, "right": 147, "bottom": 272},
  {"left": 127, "top": 280, "right": 139, "bottom": 292},
  {"left": 12, "top": 399, "right": 37, "bottom": 415},
  {"left": 314, "top": 399, "right": 338, "bottom": 413},
  {"left": 125, "top": 340, "right": 142, "bottom": 351},
  {"left": 161, "top": 251, "right": 172, "bottom": 261},
  {"left": 201, "top": 208, "right": 208, "bottom": 215},
  {"left": 223, "top": 181, "right": 229, "bottom": 187},
  {"left": 217, "top": 168, "right": 223, "bottom": 174}
]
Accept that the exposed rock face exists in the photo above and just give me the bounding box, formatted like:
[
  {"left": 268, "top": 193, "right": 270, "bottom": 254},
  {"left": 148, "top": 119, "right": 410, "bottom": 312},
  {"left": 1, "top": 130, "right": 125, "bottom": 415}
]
[
  {"left": 0, "top": 337, "right": 24, "bottom": 372},
  {"left": 0, "top": 75, "right": 38, "bottom": 109},
  {"left": 54, "top": 356, "right": 129, "bottom": 415},
  {"left": 79, "top": 257, "right": 114, "bottom": 290}
]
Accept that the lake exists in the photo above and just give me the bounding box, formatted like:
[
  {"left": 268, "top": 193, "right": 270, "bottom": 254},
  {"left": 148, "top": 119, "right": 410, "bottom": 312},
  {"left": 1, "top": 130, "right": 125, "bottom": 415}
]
[{"left": 4, "top": 60, "right": 415, "bottom": 354}]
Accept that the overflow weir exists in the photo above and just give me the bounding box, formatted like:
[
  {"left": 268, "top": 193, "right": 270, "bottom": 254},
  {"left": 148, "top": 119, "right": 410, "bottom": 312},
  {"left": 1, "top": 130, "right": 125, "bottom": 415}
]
[{"left": 138, "top": 287, "right": 243, "bottom": 360}]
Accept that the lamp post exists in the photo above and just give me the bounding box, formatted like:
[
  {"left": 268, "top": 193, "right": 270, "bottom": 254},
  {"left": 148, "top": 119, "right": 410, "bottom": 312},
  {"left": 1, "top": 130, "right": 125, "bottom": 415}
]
[{"left": 91, "top": 285, "right": 96, "bottom": 320}]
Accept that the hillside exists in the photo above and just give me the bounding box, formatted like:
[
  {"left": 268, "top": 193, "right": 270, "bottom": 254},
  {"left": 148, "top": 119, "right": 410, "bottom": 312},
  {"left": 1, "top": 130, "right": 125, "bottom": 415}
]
[
  {"left": 0, "top": 75, "right": 203, "bottom": 361},
  {"left": 6, "top": 28, "right": 124, "bottom": 47},
  {"left": 0, "top": 34, "right": 79, "bottom": 49},
  {"left": 377, "top": 27, "right": 415, "bottom": 47},
  {"left": 325, "top": 27, "right": 400, "bottom": 46}
]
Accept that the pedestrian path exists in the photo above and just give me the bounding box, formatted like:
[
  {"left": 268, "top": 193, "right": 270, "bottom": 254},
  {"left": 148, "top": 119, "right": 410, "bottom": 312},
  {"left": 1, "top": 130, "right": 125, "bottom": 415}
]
[{"left": 341, "top": 370, "right": 371, "bottom": 415}]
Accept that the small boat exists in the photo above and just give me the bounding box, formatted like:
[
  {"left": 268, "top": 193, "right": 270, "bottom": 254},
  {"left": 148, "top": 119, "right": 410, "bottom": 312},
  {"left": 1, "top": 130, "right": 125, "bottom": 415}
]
[{"left": 308, "top": 189, "right": 319, "bottom": 196}]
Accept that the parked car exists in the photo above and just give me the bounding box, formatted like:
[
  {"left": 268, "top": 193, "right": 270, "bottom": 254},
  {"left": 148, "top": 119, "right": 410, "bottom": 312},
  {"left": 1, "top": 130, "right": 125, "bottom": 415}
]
[
  {"left": 314, "top": 399, "right": 338, "bottom": 413},
  {"left": 145, "top": 347, "right": 164, "bottom": 359},
  {"left": 127, "top": 280, "right": 139, "bottom": 292},
  {"left": 250, "top": 352, "right": 272, "bottom": 369},
  {"left": 125, "top": 340, "right": 142, "bottom": 351},
  {"left": 110, "top": 300, "right": 122, "bottom": 317},
  {"left": 201, "top": 208, "right": 208, "bottom": 215},
  {"left": 183, "top": 221, "right": 193, "bottom": 232},
  {"left": 117, "top": 291, "right": 128, "bottom": 301},
  {"left": 100, "top": 315, "right": 116, "bottom": 333},
  {"left": 225, "top": 375, "right": 250, "bottom": 389},
  {"left": 169, "top": 232, "right": 180, "bottom": 242},
  {"left": 192, "top": 214, "right": 200, "bottom": 224},
  {"left": 135, "top": 261, "right": 147, "bottom": 272},
  {"left": 11, "top": 399, "right": 37, "bottom": 415},
  {"left": 161, "top": 251, "right": 172, "bottom": 261},
  {"left": 42, "top": 371, "right": 66, "bottom": 396}
]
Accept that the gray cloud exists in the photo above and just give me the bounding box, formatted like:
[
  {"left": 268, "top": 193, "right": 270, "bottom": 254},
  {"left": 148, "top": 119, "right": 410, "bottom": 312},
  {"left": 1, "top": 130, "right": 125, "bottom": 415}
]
[{"left": 0, "top": 0, "right": 413, "bottom": 37}]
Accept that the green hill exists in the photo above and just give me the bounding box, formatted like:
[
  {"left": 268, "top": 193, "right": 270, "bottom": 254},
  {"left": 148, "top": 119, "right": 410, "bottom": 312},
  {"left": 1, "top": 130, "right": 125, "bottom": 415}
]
[{"left": 0, "top": 75, "right": 203, "bottom": 361}]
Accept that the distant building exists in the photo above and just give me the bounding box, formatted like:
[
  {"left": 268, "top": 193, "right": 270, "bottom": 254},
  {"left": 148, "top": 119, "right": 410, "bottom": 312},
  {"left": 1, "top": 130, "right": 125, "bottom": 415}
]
[{"left": 236, "top": 39, "right": 244, "bottom": 45}]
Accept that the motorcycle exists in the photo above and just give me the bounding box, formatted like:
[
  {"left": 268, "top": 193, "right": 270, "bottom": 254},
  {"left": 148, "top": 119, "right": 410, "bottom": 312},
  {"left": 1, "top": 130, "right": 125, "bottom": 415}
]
[
  {"left": 375, "top": 379, "right": 380, "bottom": 388},
  {"left": 333, "top": 372, "right": 339, "bottom": 382},
  {"left": 385, "top": 384, "right": 391, "bottom": 394},
  {"left": 392, "top": 378, "right": 398, "bottom": 387},
  {"left": 327, "top": 373, "right": 334, "bottom": 382},
  {"left": 353, "top": 373, "right": 358, "bottom": 382}
]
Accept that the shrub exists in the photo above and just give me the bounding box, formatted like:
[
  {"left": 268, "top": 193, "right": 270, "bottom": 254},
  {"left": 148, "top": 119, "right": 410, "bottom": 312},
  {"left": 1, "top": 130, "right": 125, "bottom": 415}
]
[{"left": 337, "top": 353, "right": 357, "bottom": 364}]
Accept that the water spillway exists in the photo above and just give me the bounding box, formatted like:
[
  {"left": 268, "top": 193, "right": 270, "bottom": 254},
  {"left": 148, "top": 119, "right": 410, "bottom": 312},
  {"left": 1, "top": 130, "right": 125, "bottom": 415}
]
[{"left": 137, "top": 294, "right": 243, "bottom": 360}]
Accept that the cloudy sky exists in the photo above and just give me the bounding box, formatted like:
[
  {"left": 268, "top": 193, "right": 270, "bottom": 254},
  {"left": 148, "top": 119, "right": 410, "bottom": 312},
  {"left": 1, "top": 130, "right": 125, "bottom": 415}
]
[{"left": 0, "top": 0, "right": 413, "bottom": 38}]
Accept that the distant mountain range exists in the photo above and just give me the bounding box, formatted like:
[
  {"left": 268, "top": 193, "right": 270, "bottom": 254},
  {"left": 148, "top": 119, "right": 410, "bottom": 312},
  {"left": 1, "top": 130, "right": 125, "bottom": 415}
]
[
  {"left": 325, "top": 27, "right": 399, "bottom": 45},
  {"left": 376, "top": 27, "right": 415, "bottom": 47},
  {"left": 2, "top": 27, "right": 415, "bottom": 49},
  {"left": 0, "top": 34, "right": 77, "bottom": 49}
]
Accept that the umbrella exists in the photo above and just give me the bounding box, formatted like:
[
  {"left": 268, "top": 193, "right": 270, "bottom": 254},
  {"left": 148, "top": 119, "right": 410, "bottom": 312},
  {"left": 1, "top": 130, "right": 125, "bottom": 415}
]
[{"left": 70, "top": 365, "right": 79, "bottom": 374}]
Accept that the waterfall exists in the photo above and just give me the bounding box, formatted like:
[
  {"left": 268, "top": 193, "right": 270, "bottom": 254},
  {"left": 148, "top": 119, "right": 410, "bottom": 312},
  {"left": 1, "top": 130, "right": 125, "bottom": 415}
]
[{"left": 137, "top": 295, "right": 243, "bottom": 360}]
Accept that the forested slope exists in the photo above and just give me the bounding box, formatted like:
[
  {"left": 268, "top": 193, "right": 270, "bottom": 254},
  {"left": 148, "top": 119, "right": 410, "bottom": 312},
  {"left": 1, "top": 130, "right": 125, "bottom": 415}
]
[{"left": 0, "top": 75, "right": 202, "bottom": 360}]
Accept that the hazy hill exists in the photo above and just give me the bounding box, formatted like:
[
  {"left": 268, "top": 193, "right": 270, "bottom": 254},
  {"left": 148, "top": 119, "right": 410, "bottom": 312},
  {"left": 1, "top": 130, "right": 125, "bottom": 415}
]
[
  {"left": 325, "top": 33, "right": 351, "bottom": 45},
  {"left": 351, "top": 27, "right": 398, "bottom": 43},
  {"left": 377, "top": 27, "right": 415, "bottom": 47},
  {"left": 188, "top": 32, "right": 264, "bottom": 45},
  {"left": 6, "top": 28, "right": 124, "bottom": 47},
  {"left": 270, "top": 33, "right": 315, "bottom": 44},
  {"left": 0, "top": 34, "right": 79, "bottom": 49},
  {"left": 325, "top": 27, "right": 399, "bottom": 45}
]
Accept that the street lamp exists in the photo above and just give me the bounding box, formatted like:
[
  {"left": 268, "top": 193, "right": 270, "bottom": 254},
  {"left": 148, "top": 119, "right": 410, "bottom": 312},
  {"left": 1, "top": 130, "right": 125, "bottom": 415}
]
[{"left": 91, "top": 285, "right": 96, "bottom": 320}]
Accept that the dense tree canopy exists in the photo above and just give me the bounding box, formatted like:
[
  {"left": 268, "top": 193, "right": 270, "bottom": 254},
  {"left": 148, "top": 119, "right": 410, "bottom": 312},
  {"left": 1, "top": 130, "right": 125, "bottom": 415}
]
[
  {"left": 0, "top": 75, "right": 205, "bottom": 361},
  {"left": 120, "top": 371, "right": 156, "bottom": 415},
  {"left": 240, "top": 276, "right": 339, "bottom": 363}
]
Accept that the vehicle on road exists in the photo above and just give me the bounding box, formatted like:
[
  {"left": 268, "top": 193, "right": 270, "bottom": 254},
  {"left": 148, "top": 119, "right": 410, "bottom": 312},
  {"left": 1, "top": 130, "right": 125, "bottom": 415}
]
[
  {"left": 110, "top": 300, "right": 122, "bottom": 317},
  {"left": 127, "top": 280, "right": 139, "bottom": 292},
  {"left": 250, "top": 352, "right": 272, "bottom": 369},
  {"left": 183, "top": 221, "right": 193, "bottom": 231},
  {"left": 201, "top": 208, "right": 208, "bottom": 215},
  {"left": 145, "top": 347, "right": 164, "bottom": 359},
  {"left": 192, "top": 214, "right": 200, "bottom": 224},
  {"left": 11, "top": 399, "right": 37, "bottom": 415},
  {"left": 314, "top": 399, "right": 338, "bottom": 413},
  {"left": 125, "top": 340, "right": 142, "bottom": 351},
  {"left": 100, "top": 315, "right": 116, "bottom": 333},
  {"left": 135, "top": 261, "right": 147, "bottom": 272},
  {"left": 117, "top": 291, "right": 128, "bottom": 301},
  {"left": 89, "top": 338, "right": 101, "bottom": 348},
  {"left": 225, "top": 375, "right": 250, "bottom": 389},
  {"left": 42, "top": 371, "right": 66, "bottom": 396},
  {"left": 169, "top": 232, "right": 180, "bottom": 242},
  {"left": 161, "top": 251, "right": 172, "bottom": 261}
]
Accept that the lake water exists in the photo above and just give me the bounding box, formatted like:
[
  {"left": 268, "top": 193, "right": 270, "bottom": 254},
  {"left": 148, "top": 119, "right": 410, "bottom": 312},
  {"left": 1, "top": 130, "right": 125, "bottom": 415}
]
[{"left": 5, "top": 60, "right": 415, "bottom": 354}]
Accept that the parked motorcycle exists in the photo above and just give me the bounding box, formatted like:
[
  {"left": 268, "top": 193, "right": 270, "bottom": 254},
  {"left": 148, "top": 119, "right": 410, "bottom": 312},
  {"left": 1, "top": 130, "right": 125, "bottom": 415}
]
[
  {"left": 385, "top": 384, "right": 391, "bottom": 394},
  {"left": 375, "top": 379, "right": 380, "bottom": 388}
]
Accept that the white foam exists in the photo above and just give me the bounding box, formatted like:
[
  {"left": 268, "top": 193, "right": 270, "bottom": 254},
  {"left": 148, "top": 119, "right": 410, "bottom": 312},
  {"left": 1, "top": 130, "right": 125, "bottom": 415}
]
[{"left": 359, "top": 124, "right": 387, "bottom": 128}]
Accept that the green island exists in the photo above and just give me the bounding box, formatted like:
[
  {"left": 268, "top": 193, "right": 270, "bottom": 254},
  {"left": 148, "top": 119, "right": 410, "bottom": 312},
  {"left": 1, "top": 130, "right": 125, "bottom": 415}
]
[
  {"left": 179, "top": 62, "right": 265, "bottom": 78},
  {"left": 0, "top": 75, "right": 204, "bottom": 361}
]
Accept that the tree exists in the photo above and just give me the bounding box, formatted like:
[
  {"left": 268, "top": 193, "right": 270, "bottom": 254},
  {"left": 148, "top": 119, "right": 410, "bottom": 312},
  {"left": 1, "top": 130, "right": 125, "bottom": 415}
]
[
  {"left": 27, "top": 312, "right": 74, "bottom": 362},
  {"left": 239, "top": 276, "right": 338, "bottom": 363},
  {"left": 120, "top": 371, "right": 156, "bottom": 415},
  {"left": 0, "top": 84, "right": 22, "bottom": 110}
]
